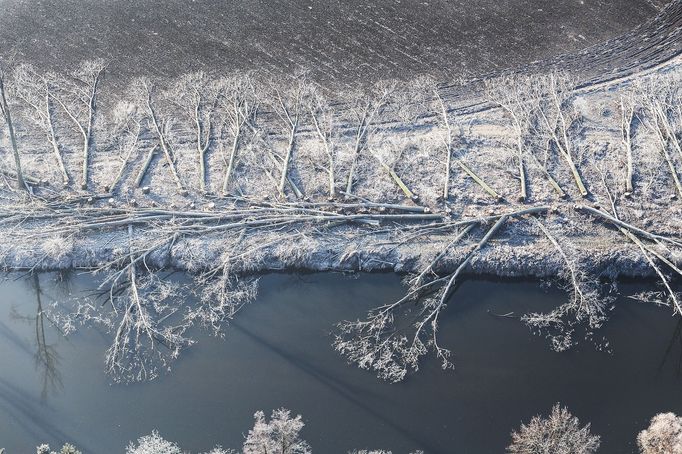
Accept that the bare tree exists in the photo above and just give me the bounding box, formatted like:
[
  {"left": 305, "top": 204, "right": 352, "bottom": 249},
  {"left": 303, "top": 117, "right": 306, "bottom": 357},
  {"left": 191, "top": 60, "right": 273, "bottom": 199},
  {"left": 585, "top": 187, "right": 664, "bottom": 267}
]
[
  {"left": 343, "top": 81, "right": 394, "bottom": 197},
  {"left": 102, "top": 249, "right": 196, "bottom": 382},
  {"left": 639, "top": 76, "right": 682, "bottom": 198},
  {"left": 523, "top": 218, "right": 611, "bottom": 351},
  {"left": 485, "top": 74, "right": 567, "bottom": 199},
  {"left": 335, "top": 206, "right": 548, "bottom": 382},
  {"left": 217, "top": 74, "right": 257, "bottom": 195},
  {"left": 50, "top": 59, "right": 105, "bottom": 190},
  {"left": 0, "top": 62, "right": 28, "bottom": 191},
  {"left": 124, "top": 412, "right": 424, "bottom": 453},
  {"left": 435, "top": 89, "right": 500, "bottom": 200},
  {"left": 575, "top": 204, "right": 682, "bottom": 316},
  {"left": 619, "top": 91, "right": 638, "bottom": 195},
  {"left": 507, "top": 404, "right": 600, "bottom": 454},
  {"left": 262, "top": 73, "right": 308, "bottom": 199},
  {"left": 171, "top": 72, "right": 222, "bottom": 193},
  {"left": 42, "top": 221, "right": 259, "bottom": 383},
  {"left": 536, "top": 73, "right": 589, "bottom": 197},
  {"left": 362, "top": 135, "right": 419, "bottom": 200},
  {"left": 306, "top": 85, "right": 339, "bottom": 199},
  {"left": 646, "top": 77, "right": 682, "bottom": 161},
  {"left": 347, "top": 77, "right": 432, "bottom": 201},
  {"left": 486, "top": 72, "right": 588, "bottom": 198},
  {"left": 106, "top": 100, "right": 143, "bottom": 193},
  {"left": 13, "top": 64, "right": 70, "bottom": 185},
  {"left": 270, "top": 77, "right": 307, "bottom": 199},
  {"left": 131, "top": 77, "right": 185, "bottom": 192},
  {"left": 485, "top": 76, "right": 530, "bottom": 201}
]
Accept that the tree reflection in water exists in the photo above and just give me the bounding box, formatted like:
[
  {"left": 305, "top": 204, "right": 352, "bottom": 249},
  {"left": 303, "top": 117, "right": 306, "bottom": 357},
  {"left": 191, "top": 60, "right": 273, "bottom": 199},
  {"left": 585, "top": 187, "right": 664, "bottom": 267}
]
[
  {"left": 10, "top": 273, "right": 63, "bottom": 401},
  {"left": 659, "top": 315, "right": 682, "bottom": 379}
]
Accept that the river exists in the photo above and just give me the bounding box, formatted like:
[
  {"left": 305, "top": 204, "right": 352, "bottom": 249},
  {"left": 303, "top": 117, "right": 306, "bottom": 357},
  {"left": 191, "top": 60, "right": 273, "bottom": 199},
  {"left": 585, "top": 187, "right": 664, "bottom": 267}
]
[{"left": 0, "top": 272, "right": 680, "bottom": 453}]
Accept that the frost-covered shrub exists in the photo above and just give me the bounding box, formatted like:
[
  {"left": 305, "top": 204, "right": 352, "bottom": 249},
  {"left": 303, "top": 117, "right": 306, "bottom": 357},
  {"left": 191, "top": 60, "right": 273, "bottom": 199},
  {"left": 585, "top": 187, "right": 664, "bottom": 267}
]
[
  {"left": 126, "top": 431, "right": 182, "bottom": 454},
  {"left": 507, "top": 404, "right": 600, "bottom": 454},
  {"left": 36, "top": 444, "right": 81, "bottom": 454},
  {"left": 348, "top": 451, "right": 423, "bottom": 454},
  {"left": 41, "top": 236, "right": 73, "bottom": 263},
  {"left": 348, "top": 451, "right": 392, "bottom": 454},
  {"left": 638, "top": 413, "right": 682, "bottom": 454},
  {"left": 243, "top": 408, "right": 311, "bottom": 454},
  {"left": 123, "top": 408, "right": 308, "bottom": 454}
]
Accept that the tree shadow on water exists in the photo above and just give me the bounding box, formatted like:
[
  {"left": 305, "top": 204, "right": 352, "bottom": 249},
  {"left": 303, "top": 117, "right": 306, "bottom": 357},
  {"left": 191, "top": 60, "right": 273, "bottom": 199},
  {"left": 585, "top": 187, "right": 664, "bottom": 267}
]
[
  {"left": 230, "top": 320, "right": 440, "bottom": 453},
  {"left": 658, "top": 316, "right": 682, "bottom": 379}
]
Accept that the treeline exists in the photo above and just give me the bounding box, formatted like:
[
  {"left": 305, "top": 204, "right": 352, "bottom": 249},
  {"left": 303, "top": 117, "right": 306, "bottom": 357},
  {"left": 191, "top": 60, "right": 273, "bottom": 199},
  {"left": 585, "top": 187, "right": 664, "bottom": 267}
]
[
  {"left": 28, "top": 407, "right": 682, "bottom": 454},
  {"left": 0, "top": 59, "right": 680, "bottom": 207}
]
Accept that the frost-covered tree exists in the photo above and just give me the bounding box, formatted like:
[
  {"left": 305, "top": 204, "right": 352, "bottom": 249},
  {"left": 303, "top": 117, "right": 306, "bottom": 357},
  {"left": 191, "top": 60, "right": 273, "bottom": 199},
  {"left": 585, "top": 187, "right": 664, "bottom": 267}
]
[
  {"left": 348, "top": 449, "right": 424, "bottom": 454},
  {"left": 348, "top": 451, "right": 392, "bottom": 454},
  {"left": 0, "top": 61, "right": 28, "bottom": 191},
  {"left": 522, "top": 219, "right": 611, "bottom": 352},
  {"left": 48, "top": 59, "right": 105, "bottom": 190},
  {"left": 170, "top": 71, "right": 222, "bottom": 193},
  {"left": 126, "top": 431, "right": 183, "bottom": 454},
  {"left": 122, "top": 408, "right": 428, "bottom": 454},
  {"left": 105, "top": 99, "right": 143, "bottom": 192},
  {"left": 637, "top": 412, "right": 682, "bottom": 454},
  {"left": 129, "top": 77, "right": 185, "bottom": 192},
  {"left": 305, "top": 85, "right": 340, "bottom": 199},
  {"left": 485, "top": 73, "right": 583, "bottom": 200},
  {"left": 216, "top": 74, "right": 257, "bottom": 195},
  {"left": 126, "top": 431, "right": 236, "bottom": 454},
  {"left": 36, "top": 443, "right": 81, "bottom": 454},
  {"left": 267, "top": 74, "right": 307, "bottom": 199},
  {"left": 13, "top": 64, "right": 70, "bottom": 185},
  {"left": 507, "top": 404, "right": 600, "bottom": 454},
  {"left": 334, "top": 212, "right": 527, "bottom": 382},
  {"left": 243, "top": 408, "right": 311, "bottom": 454},
  {"left": 123, "top": 409, "right": 308, "bottom": 454},
  {"left": 341, "top": 80, "right": 395, "bottom": 197},
  {"left": 349, "top": 451, "right": 423, "bottom": 454},
  {"left": 637, "top": 74, "right": 682, "bottom": 199}
]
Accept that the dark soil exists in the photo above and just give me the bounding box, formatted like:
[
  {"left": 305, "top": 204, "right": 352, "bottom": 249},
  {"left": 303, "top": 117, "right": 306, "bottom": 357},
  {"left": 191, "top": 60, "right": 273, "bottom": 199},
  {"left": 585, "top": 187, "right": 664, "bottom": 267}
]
[{"left": 0, "top": 0, "right": 665, "bottom": 89}]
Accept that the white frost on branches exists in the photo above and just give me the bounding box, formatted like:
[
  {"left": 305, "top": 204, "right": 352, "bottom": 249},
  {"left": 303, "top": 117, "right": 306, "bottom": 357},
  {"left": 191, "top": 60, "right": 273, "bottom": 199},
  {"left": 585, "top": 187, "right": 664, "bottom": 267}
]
[
  {"left": 243, "top": 409, "right": 311, "bottom": 454},
  {"left": 637, "top": 412, "right": 682, "bottom": 454},
  {"left": 507, "top": 403, "right": 601, "bottom": 454}
]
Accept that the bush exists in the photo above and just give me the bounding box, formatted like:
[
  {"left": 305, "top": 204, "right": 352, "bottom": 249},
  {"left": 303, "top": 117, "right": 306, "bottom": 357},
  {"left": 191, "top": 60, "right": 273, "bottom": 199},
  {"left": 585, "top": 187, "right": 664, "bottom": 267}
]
[
  {"left": 36, "top": 444, "right": 81, "bottom": 454},
  {"left": 637, "top": 413, "right": 682, "bottom": 454},
  {"left": 126, "top": 431, "right": 182, "bottom": 454},
  {"left": 507, "top": 403, "right": 600, "bottom": 454}
]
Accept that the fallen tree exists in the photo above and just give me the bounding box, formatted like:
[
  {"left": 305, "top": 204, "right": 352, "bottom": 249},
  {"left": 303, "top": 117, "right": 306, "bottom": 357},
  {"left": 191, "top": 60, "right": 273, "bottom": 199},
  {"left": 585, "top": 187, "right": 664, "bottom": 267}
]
[{"left": 0, "top": 60, "right": 680, "bottom": 383}]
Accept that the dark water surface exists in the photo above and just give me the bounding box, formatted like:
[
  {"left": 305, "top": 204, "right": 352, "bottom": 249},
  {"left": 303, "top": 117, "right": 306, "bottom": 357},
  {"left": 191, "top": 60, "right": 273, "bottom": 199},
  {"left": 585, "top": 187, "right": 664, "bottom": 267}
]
[{"left": 1, "top": 272, "right": 681, "bottom": 453}]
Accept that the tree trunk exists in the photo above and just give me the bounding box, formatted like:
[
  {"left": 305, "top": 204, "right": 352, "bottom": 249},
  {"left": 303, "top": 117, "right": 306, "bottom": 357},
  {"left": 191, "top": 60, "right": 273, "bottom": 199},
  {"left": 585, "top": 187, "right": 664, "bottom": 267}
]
[
  {"left": 45, "top": 91, "right": 70, "bottom": 185},
  {"left": 0, "top": 79, "right": 28, "bottom": 192},
  {"left": 222, "top": 131, "right": 240, "bottom": 195},
  {"left": 278, "top": 125, "right": 297, "bottom": 198}
]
